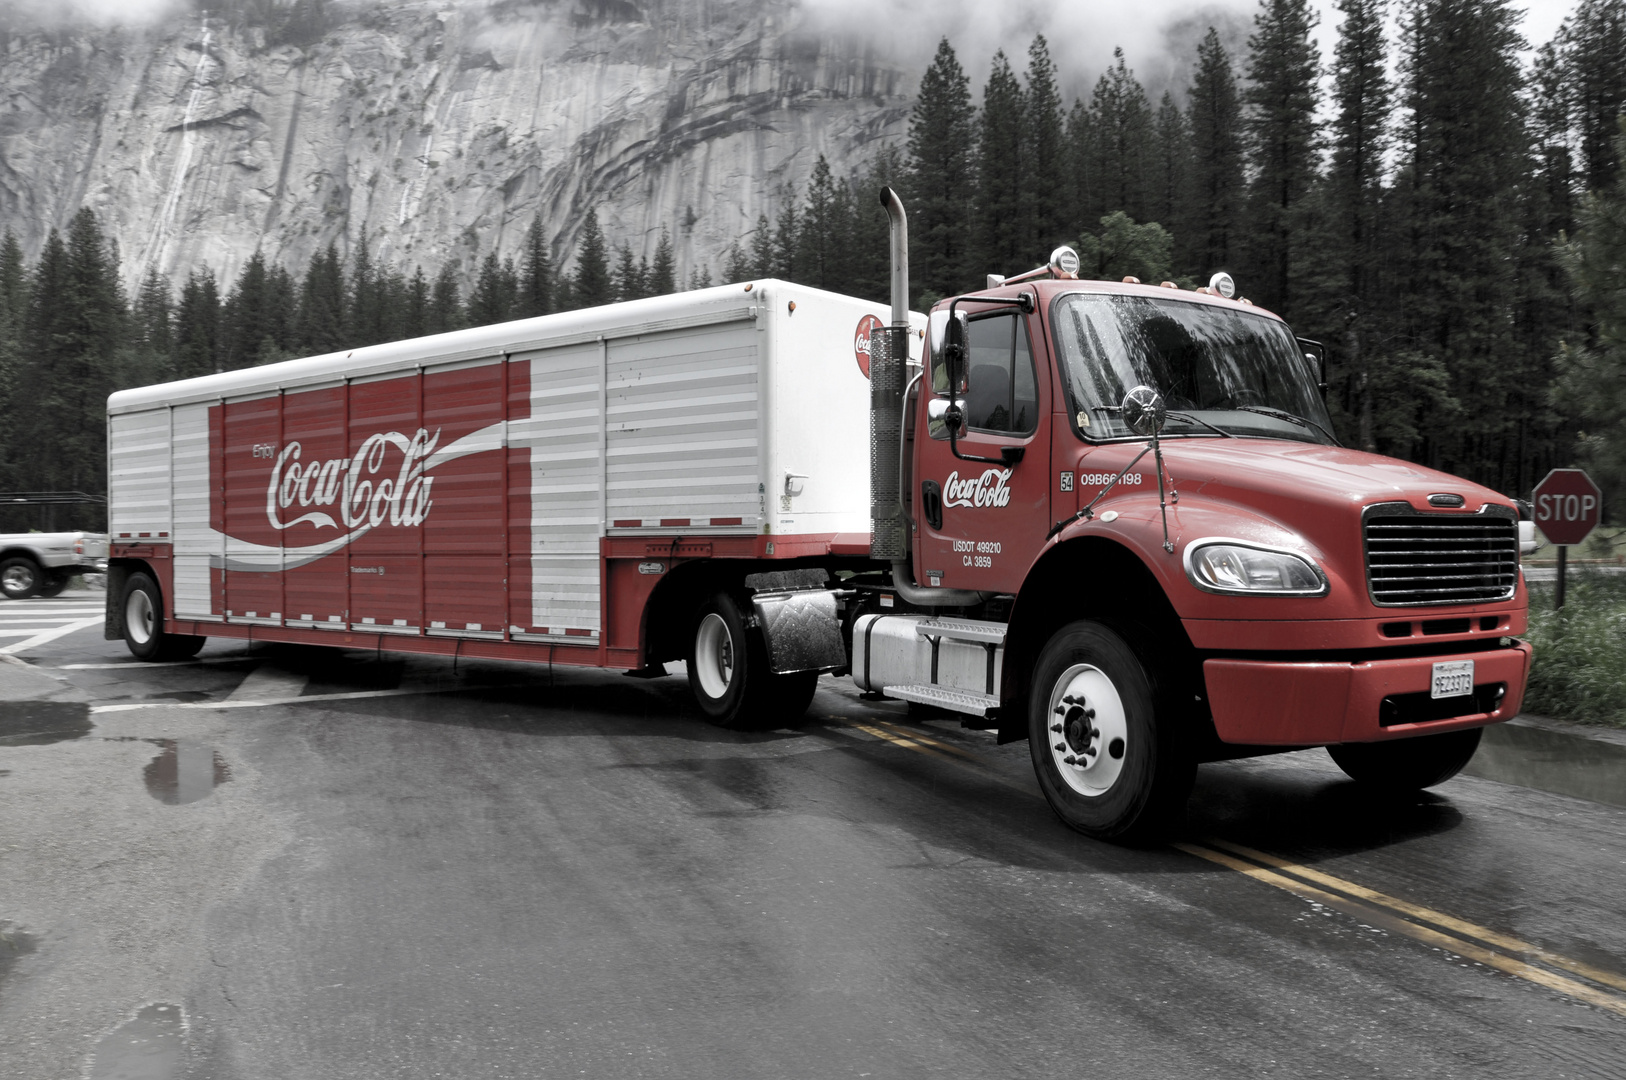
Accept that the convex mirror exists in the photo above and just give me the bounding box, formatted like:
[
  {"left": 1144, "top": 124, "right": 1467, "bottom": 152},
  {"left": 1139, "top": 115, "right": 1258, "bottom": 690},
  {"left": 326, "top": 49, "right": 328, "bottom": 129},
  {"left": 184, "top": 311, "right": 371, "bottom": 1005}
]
[{"left": 1121, "top": 385, "right": 1167, "bottom": 437}]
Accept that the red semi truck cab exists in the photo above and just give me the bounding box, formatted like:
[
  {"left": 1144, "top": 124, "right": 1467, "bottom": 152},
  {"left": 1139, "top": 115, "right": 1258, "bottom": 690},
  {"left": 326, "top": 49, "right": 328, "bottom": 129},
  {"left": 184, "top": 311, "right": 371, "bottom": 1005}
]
[{"left": 103, "top": 190, "right": 1528, "bottom": 843}]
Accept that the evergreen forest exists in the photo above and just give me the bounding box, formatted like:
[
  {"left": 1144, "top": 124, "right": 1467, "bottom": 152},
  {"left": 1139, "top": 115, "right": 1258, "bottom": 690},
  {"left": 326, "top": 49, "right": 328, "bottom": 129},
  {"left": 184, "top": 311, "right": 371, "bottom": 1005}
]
[{"left": 2, "top": 0, "right": 1625, "bottom": 533}]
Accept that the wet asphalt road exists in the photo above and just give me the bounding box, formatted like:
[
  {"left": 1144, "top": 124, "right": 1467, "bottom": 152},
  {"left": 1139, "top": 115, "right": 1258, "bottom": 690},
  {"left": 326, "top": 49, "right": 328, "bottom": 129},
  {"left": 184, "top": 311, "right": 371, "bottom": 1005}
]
[{"left": 3, "top": 595, "right": 1626, "bottom": 1079}]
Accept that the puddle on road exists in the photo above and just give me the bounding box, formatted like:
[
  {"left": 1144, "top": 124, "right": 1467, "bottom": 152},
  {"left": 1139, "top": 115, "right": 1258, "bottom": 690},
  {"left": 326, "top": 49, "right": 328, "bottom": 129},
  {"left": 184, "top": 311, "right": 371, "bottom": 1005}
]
[
  {"left": 87, "top": 1003, "right": 186, "bottom": 1080},
  {"left": 143, "top": 740, "right": 230, "bottom": 805},
  {"left": 0, "top": 701, "right": 92, "bottom": 746},
  {"left": 0, "top": 920, "right": 38, "bottom": 983},
  {"left": 1465, "top": 723, "right": 1626, "bottom": 808}
]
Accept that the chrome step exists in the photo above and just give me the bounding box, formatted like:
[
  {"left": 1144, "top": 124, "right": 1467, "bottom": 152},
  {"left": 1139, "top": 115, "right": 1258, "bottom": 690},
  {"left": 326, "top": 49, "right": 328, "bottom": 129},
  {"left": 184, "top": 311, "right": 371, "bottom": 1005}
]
[
  {"left": 913, "top": 618, "right": 1007, "bottom": 645},
  {"left": 883, "top": 684, "right": 1000, "bottom": 718}
]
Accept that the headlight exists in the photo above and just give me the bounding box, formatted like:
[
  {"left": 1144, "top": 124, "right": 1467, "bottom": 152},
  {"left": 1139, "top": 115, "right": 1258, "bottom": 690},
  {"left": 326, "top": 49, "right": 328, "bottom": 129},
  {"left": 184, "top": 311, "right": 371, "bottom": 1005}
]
[{"left": 1183, "top": 540, "right": 1327, "bottom": 596}]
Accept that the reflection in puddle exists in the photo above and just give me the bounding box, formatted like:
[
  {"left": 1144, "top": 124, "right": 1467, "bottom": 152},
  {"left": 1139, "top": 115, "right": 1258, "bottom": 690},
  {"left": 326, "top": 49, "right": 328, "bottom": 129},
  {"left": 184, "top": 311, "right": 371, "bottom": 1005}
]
[
  {"left": 1465, "top": 723, "right": 1626, "bottom": 808},
  {"left": 0, "top": 920, "right": 37, "bottom": 983},
  {"left": 87, "top": 1003, "right": 185, "bottom": 1080},
  {"left": 0, "top": 701, "right": 92, "bottom": 746},
  {"left": 143, "top": 741, "right": 230, "bottom": 805}
]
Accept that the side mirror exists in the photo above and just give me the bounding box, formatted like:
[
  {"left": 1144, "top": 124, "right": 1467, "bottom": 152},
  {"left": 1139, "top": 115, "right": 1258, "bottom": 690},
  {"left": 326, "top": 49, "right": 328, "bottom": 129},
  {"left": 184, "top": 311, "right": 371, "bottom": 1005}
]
[
  {"left": 1296, "top": 336, "right": 1328, "bottom": 397},
  {"left": 1121, "top": 385, "right": 1166, "bottom": 437}
]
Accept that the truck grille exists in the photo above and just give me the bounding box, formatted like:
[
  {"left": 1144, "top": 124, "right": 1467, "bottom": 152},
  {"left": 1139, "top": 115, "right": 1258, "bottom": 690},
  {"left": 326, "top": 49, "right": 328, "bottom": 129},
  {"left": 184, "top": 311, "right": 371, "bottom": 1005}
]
[{"left": 1363, "top": 505, "right": 1518, "bottom": 606}]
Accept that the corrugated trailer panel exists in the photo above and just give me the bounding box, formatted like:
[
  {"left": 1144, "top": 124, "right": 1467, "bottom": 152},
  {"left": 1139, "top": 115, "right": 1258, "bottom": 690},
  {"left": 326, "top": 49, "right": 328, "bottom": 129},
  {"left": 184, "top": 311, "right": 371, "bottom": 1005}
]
[
  {"left": 171, "top": 402, "right": 216, "bottom": 620},
  {"left": 423, "top": 359, "right": 507, "bottom": 636},
  {"left": 605, "top": 318, "right": 760, "bottom": 530},
  {"left": 512, "top": 340, "right": 604, "bottom": 635},
  {"left": 278, "top": 386, "right": 346, "bottom": 629},
  {"left": 107, "top": 409, "right": 172, "bottom": 538}
]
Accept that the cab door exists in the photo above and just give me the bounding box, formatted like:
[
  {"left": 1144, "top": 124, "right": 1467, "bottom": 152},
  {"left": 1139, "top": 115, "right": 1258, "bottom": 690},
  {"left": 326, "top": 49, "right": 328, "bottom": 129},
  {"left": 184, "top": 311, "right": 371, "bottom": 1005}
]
[{"left": 913, "top": 309, "right": 1050, "bottom": 594}]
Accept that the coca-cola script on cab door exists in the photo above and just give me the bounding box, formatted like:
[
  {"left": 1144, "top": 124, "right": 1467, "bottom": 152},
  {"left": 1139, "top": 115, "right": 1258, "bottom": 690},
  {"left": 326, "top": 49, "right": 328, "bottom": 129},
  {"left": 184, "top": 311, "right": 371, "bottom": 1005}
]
[
  {"left": 943, "top": 468, "right": 1013, "bottom": 509},
  {"left": 267, "top": 428, "right": 441, "bottom": 533}
]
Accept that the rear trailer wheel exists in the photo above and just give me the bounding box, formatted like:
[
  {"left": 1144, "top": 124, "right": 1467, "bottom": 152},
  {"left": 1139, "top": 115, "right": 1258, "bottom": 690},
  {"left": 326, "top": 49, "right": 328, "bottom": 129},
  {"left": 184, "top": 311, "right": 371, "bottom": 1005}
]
[
  {"left": 0, "top": 557, "right": 43, "bottom": 599},
  {"left": 687, "top": 593, "right": 817, "bottom": 730},
  {"left": 1028, "top": 621, "right": 1195, "bottom": 842},
  {"left": 1327, "top": 728, "right": 1483, "bottom": 790},
  {"left": 121, "top": 572, "right": 206, "bottom": 661}
]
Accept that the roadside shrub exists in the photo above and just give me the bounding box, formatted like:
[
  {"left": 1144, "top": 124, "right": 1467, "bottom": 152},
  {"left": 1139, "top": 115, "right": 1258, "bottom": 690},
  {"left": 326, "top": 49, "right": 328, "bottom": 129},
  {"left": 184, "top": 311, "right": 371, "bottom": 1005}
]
[{"left": 1523, "top": 570, "right": 1626, "bottom": 727}]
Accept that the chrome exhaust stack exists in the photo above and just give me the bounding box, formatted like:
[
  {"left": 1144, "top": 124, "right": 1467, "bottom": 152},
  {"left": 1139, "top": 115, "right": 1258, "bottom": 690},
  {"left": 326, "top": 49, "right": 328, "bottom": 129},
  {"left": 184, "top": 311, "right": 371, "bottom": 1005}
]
[{"left": 875, "top": 186, "right": 987, "bottom": 608}]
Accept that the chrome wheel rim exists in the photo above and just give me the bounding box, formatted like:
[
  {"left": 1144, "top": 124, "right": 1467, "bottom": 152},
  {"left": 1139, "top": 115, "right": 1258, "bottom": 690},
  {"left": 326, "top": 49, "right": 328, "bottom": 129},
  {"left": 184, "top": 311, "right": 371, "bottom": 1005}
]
[
  {"left": 2, "top": 565, "right": 35, "bottom": 594},
  {"left": 1046, "top": 664, "right": 1128, "bottom": 797},
  {"left": 126, "top": 588, "right": 155, "bottom": 646},
  {"left": 694, "top": 613, "right": 735, "bottom": 700}
]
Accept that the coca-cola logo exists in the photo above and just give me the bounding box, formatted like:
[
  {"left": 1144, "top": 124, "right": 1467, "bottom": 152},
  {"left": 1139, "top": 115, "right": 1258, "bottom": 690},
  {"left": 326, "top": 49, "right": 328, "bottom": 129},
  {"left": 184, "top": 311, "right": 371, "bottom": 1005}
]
[
  {"left": 943, "top": 468, "right": 1013, "bottom": 509},
  {"left": 267, "top": 428, "right": 441, "bottom": 534}
]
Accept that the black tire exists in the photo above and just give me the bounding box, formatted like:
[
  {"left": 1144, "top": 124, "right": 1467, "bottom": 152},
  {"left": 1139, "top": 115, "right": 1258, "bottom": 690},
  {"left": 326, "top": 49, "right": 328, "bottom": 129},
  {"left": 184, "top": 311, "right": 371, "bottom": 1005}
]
[
  {"left": 1028, "top": 621, "right": 1195, "bottom": 842},
  {"left": 0, "top": 556, "right": 44, "bottom": 599},
  {"left": 121, "top": 572, "right": 207, "bottom": 661},
  {"left": 35, "top": 574, "right": 69, "bottom": 598},
  {"left": 1327, "top": 728, "right": 1483, "bottom": 791},
  {"left": 687, "top": 592, "right": 818, "bottom": 730}
]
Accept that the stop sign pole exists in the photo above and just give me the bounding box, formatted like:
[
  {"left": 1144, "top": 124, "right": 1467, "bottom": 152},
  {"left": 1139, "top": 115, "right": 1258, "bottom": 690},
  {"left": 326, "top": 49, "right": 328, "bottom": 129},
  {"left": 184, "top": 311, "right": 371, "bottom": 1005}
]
[{"left": 1532, "top": 468, "right": 1603, "bottom": 609}]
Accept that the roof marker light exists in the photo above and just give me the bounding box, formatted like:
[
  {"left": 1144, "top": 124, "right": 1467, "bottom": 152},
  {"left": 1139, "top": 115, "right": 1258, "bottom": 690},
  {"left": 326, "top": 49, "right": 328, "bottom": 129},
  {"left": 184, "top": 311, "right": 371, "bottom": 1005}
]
[
  {"left": 1122, "top": 276, "right": 1141, "bottom": 284},
  {"left": 1160, "top": 281, "right": 1178, "bottom": 289}
]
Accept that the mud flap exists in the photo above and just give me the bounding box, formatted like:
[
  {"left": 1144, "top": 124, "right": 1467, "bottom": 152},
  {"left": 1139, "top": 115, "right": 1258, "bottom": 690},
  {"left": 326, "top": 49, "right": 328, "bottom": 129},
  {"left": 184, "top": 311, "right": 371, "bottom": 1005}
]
[{"left": 751, "top": 589, "right": 846, "bottom": 674}]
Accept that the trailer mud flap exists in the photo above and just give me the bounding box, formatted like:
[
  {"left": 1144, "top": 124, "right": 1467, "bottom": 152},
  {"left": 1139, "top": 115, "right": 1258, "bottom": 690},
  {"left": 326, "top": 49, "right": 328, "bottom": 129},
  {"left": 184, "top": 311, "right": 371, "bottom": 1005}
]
[{"left": 751, "top": 589, "right": 846, "bottom": 674}]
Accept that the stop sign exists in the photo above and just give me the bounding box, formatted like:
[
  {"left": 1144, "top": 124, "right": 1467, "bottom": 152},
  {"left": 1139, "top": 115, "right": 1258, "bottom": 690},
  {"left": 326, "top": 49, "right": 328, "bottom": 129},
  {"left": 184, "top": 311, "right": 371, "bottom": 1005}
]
[{"left": 1532, "top": 468, "right": 1603, "bottom": 546}]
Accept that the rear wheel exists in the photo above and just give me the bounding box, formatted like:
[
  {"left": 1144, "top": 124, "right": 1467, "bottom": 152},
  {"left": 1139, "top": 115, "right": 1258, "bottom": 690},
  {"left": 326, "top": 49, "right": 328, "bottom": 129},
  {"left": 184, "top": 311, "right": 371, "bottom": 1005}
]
[
  {"left": 1327, "top": 728, "right": 1483, "bottom": 790},
  {"left": 0, "top": 557, "right": 43, "bottom": 599},
  {"left": 122, "top": 572, "right": 206, "bottom": 661},
  {"left": 35, "top": 574, "right": 69, "bottom": 598},
  {"left": 687, "top": 592, "right": 817, "bottom": 730},
  {"left": 1028, "top": 621, "right": 1194, "bottom": 842}
]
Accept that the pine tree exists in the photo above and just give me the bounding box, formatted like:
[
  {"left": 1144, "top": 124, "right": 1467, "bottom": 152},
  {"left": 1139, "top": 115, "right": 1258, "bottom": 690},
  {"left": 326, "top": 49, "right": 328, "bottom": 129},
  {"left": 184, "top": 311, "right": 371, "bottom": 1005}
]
[
  {"left": 174, "top": 268, "right": 222, "bottom": 380},
  {"left": 723, "top": 241, "right": 753, "bottom": 283},
  {"left": 1148, "top": 93, "right": 1191, "bottom": 241},
  {"left": 294, "top": 244, "right": 345, "bottom": 355},
  {"left": 1395, "top": 0, "right": 1531, "bottom": 487},
  {"left": 1184, "top": 28, "right": 1245, "bottom": 278},
  {"left": 687, "top": 264, "right": 713, "bottom": 290},
  {"left": 0, "top": 231, "right": 27, "bottom": 489},
  {"left": 905, "top": 38, "right": 978, "bottom": 302},
  {"left": 1084, "top": 48, "right": 1154, "bottom": 227},
  {"left": 405, "top": 267, "right": 430, "bottom": 337},
  {"left": 428, "top": 263, "right": 464, "bottom": 334},
  {"left": 975, "top": 50, "right": 1026, "bottom": 277},
  {"left": 1064, "top": 98, "right": 1092, "bottom": 242},
  {"left": 773, "top": 188, "right": 800, "bottom": 280},
  {"left": 572, "top": 209, "right": 612, "bottom": 308},
  {"left": 221, "top": 250, "right": 281, "bottom": 369},
  {"left": 1561, "top": 0, "right": 1626, "bottom": 192},
  {"left": 650, "top": 227, "right": 676, "bottom": 295},
  {"left": 131, "top": 267, "right": 174, "bottom": 370},
  {"left": 1022, "top": 36, "right": 1067, "bottom": 255},
  {"left": 467, "top": 251, "right": 513, "bottom": 326},
  {"left": 1319, "top": 0, "right": 1394, "bottom": 452},
  {"left": 798, "top": 156, "right": 840, "bottom": 290},
  {"left": 1555, "top": 118, "right": 1626, "bottom": 502},
  {"left": 516, "top": 217, "right": 553, "bottom": 317},
  {"left": 748, "top": 214, "right": 775, "bottom": 278},
  {"left": 613, "top": 242, "right": 641, "bottom": 302},
  {"left": 849, "top": 145, "right": 905, "bottom": 303},
  {"left": 346, "top": 230, "right": 381, "bottom": 347},
  {"left": 1241, "top": 0, "right": 1321, "bottom": 313}
]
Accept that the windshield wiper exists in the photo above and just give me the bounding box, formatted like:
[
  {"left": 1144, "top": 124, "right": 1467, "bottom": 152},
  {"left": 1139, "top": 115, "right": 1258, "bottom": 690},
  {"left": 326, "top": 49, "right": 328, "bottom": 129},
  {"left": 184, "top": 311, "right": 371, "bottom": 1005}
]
[
  {"left": 1164, "top": 410, "right": 1237, "bottom": 439},
  {"left": 1092, "top": 404, "right": 1235, "bottom": 439},
  {"left": 1233, "top": 405, "right": 1341, "bottom": 446}
]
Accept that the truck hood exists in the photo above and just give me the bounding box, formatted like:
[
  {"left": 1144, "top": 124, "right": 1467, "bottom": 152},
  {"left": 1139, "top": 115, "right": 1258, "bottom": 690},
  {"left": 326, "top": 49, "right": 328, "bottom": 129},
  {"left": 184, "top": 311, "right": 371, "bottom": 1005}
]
[{"left": 1158, "top": 438, "right": 1509, "bottom": 514}]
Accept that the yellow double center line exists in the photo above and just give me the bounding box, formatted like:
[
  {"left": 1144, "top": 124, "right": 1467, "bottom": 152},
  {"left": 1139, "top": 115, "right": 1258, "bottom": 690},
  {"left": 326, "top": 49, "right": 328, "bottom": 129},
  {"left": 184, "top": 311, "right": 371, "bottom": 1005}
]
[
  {"left": 834, "top": 712, "right": 1626, "bottom": 1018},
  {"left": 1178, "top": 839, "right": 1626, "bottom": 1019}
]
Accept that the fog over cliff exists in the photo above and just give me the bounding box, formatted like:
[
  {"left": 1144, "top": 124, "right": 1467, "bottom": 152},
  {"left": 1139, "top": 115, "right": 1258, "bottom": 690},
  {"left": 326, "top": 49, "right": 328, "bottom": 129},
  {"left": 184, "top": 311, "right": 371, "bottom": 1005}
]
[{"left": 0, "top": 0, "right": 1571, "bottom": 291}]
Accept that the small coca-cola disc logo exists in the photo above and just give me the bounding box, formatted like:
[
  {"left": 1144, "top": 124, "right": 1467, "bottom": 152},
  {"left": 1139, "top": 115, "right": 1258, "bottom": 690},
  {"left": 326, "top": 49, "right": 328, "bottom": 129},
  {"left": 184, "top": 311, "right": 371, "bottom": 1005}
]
[{"left": 853, "top": 314, "right": 884, "bottom": 379}]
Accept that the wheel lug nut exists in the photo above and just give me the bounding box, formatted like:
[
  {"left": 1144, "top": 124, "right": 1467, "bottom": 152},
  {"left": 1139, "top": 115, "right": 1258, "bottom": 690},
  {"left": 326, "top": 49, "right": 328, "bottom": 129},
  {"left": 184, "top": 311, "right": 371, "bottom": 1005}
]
[{"left": 1050, "top": 724, "right": 1062, "bottom": 733}]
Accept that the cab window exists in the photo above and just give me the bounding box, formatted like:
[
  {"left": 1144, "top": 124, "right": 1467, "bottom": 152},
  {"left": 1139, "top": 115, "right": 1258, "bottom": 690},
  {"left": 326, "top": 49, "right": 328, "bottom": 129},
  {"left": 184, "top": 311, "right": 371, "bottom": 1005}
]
[{"left": 960, "top": 313, "right": 1037, "bottom": 434}]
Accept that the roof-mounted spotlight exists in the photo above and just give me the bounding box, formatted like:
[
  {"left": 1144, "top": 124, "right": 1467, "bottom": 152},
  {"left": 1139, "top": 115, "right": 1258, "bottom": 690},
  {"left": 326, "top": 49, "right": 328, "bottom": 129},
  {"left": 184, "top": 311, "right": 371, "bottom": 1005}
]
[
  {"left": 1050, "top": 246, "right": 1081, "bottom": 279},
  {"left": 1208, "top": 271, "right": 1236, "bottom": 299}
]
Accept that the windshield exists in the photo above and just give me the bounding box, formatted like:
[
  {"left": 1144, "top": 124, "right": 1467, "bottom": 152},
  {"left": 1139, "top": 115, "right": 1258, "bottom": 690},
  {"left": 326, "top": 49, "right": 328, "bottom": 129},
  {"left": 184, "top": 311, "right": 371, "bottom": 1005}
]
[{"left": 1049, "top": 292, "right": 1336, "bottom": 444}]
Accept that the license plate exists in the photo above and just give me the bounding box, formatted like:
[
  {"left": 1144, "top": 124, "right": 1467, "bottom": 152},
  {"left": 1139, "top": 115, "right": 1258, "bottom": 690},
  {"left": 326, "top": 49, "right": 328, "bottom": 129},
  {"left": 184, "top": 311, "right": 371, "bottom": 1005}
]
[{"left": 1431, "top": 660, "right": 1474, "bottom": 699}]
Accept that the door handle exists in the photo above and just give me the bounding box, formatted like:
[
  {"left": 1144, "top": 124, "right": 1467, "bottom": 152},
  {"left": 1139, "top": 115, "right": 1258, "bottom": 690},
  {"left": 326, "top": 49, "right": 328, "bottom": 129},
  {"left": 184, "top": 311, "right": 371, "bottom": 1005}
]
[{"left": 920, "top": 481, "right": 943, "bottom": 531}]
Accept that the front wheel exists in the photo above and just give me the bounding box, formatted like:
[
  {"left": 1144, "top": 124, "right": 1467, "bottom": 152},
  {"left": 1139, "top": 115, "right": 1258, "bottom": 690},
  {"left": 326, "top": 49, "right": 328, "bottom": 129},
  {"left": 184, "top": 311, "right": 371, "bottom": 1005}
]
[
  {"left": 687, "top": 592, "right": 817, "bottom": 730},
  {"left": 0, "top": 557, "right": 43, "bottom": 599},
  {"left": 122, "top": 572, "right": 206, "bottom": 661},
  {"left": 1327, "top": 728, "right": 1483, "bottom": 790},
  {"left": 1028, "top": 621, "right": 1194, "bottom": 842}
]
